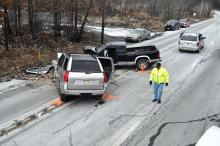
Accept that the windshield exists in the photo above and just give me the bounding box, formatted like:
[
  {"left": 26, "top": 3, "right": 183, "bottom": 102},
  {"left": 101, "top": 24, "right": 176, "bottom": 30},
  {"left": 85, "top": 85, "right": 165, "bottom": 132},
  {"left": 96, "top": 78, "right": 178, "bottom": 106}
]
[
  {"left": 71, "top": 60, "right": 101, "bottom": 72},
  {"left": 179, "top": 19, "right": 187, "bottom": 22},
  {"left": 95, "top": 44, "right": 107, "bottom": 53},
  {"left": 181, "top": 35, "right": 197, "bottom": 41},
  {"left": 166, "top": 20, "right": 175, "bottom": 25},
  {"left": 130, "top": 29, "right": 144, "bottom": 34}
]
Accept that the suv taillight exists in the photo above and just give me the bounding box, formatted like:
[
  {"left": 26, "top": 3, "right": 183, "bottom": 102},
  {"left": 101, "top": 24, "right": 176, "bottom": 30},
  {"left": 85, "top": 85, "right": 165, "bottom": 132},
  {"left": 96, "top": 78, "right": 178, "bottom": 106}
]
[
  {"left": 64, "top": 71, "right": 69, "bottom": 83},
  {"left": 104, "top": 73, "right": 108, "bottom": 83},
  {"left": 197, "top": 42, "right": 199, "bottom": 47},
  {"left": 157, "top": 52, "right": 160, "bottom": 59}
]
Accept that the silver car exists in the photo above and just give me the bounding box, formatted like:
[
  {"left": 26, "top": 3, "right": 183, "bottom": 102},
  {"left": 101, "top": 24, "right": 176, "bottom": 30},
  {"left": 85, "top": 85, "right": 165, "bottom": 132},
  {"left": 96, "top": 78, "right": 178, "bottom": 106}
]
[
  {"left": 125, "top": 28, "right": 151, "bottom": 43},
  {"left": 179, "top": 32, "right": 206, "bottom": 53},
  {"left": 54, "top": 53, "right": 114, "bottom": 101}
]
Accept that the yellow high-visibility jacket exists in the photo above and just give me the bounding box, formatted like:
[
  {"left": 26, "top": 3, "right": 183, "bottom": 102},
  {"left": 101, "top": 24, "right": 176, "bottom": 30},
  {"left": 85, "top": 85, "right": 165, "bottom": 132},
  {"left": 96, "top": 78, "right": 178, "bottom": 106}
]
[{"left": 149, "top": 67, "right": 169, "bottom": 84}]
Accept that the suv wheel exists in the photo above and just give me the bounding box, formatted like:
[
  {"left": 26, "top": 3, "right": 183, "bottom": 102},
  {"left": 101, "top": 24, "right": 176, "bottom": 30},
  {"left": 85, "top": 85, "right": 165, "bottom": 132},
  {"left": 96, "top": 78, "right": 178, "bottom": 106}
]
[
  {"left": 60, "top": 93, "right": 68, "bottom": 102},
  {"left": 136, "top": 58, "right": 149, "bottom": 70},
  {"left": 196, "top": 48, "right": 200, "bottom": 53}
]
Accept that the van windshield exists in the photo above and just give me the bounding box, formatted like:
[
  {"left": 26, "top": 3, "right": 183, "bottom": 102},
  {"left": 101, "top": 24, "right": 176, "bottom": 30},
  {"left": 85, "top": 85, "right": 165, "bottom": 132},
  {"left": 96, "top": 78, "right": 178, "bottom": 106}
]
[
  {"left": 181, "top": 35, "right": 197, "bottom": 41},
  {"left": 71, "top": 61, "right": 101, "bottom": 73}
]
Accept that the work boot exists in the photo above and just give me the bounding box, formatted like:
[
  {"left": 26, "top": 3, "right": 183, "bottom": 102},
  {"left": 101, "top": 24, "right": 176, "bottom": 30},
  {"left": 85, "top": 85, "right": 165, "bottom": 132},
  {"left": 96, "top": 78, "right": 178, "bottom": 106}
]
[
  {"left": 157, "top": 100, "right": 161, "bottom": 104},
  {"left": 152, "top": 99, "right": 157, "bottom": 102}
]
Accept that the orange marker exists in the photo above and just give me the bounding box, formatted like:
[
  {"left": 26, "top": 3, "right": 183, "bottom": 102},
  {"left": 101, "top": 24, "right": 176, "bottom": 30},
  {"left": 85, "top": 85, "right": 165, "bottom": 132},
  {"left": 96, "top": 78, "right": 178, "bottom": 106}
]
[{"left": 51, "top": 97, "right": 64, "bottom": 107}]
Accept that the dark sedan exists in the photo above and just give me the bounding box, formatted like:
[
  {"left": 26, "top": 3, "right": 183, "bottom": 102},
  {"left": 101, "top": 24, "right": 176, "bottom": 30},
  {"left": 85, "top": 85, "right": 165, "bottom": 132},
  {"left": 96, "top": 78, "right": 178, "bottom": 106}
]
[{"left": 164, "top": 19, "right": 180, "bottom": 31}]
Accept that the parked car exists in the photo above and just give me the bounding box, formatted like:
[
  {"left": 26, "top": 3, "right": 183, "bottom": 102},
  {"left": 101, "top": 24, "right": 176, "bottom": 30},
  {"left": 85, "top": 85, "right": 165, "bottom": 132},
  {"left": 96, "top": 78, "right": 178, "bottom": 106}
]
[
  {"left": 196, "top": 126, "right": 220, "bottom": 146},
  {"left": 53, "top": 53, "right": 114, "bottom": 101},
  {"left": 179, "top": 19, "right": 190, "bottom": 28},
  {"left": 164, "top": 19, "right": 180, "bottom": 31},
  {"left": 178, "top": 32, "right": 206, "bottom": 53},
  {"left": 125, "top": 28, "right": 151, "bottom": 42},
  {"left": 83, "top": 41, "right": 161, "bottom": 70}
]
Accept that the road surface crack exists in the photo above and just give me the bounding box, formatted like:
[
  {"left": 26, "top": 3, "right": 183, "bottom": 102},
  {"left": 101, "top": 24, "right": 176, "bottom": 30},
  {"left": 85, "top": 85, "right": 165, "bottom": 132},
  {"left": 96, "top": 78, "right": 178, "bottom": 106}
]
[
  {"left": 148, "top": 113, "right": 220, "bottom": 146},
  {"left": 52, "top": 107, "right": 98, "bottom": 135}
]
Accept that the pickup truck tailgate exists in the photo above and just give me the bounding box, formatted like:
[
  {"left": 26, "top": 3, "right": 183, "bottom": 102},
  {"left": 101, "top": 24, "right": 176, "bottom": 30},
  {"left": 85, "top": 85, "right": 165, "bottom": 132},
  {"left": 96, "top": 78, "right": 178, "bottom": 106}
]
[{"left": 67, "top": 72, "right": 104, "bottom": 90}]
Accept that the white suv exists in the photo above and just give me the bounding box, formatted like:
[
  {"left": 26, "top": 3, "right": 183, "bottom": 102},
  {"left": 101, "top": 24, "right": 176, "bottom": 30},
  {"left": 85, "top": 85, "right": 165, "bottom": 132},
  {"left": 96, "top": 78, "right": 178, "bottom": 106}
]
[
  {"left": 179, "top": 32, "right": 206, "bottom": 53},
  {"left": 54, "top": 53, "right": 114, "bottom": 102}
]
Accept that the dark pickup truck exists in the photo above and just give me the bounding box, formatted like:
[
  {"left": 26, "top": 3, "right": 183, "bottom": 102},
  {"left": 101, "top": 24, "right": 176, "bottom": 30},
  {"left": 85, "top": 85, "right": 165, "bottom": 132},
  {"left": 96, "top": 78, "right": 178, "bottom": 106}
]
[{"left": 83, "top": 42, "right": 161, "bottom": 70}]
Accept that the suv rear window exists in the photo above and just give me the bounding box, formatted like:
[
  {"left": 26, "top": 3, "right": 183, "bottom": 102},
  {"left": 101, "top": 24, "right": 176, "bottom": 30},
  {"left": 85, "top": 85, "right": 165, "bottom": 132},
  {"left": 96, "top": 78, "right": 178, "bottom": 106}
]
[
  {"left": 71, "top": 61, "right": 101, "bottom": 72},
  {"left": 181, "top": 35, "right": 197, "bottom": 41}
]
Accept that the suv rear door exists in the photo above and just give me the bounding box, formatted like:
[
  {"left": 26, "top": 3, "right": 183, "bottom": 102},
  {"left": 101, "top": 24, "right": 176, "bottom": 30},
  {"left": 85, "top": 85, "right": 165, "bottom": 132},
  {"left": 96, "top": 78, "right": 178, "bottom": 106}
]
[{"left": 97, "top": 57, "right": 114, "bottom": 81}]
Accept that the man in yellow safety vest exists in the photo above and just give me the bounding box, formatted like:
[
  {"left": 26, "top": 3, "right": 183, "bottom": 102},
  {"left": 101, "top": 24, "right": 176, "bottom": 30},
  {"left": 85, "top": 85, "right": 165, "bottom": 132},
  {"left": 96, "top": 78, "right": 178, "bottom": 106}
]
[{"left": 149, "top": 63, "right": 169, "bottom": 104}]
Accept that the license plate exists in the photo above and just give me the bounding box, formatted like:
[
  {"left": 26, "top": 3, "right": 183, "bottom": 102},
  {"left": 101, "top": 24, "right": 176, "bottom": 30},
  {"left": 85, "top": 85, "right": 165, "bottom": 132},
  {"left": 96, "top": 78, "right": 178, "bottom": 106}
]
[{"left": 83, "top": 80, "right": 98, "bottom": 85}]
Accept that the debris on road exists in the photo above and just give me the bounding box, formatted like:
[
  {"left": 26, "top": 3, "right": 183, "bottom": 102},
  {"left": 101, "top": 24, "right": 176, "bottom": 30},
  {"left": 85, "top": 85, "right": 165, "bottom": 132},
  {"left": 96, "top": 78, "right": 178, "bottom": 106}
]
[{"left": 25, "top": 65, "right": 52, "bottom": 75}]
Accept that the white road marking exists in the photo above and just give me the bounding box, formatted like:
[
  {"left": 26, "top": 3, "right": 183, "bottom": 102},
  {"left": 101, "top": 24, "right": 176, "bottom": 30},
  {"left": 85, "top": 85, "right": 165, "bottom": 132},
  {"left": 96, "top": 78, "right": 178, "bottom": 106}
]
[{"left": 112, "top": 120, "right": 142, "bottom": 146}]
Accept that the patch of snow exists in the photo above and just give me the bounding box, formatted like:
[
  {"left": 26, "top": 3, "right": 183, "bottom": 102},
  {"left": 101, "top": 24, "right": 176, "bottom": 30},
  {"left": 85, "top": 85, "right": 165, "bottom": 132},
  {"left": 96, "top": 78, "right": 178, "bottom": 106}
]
[
  {"left": 86, "top": 26, "right": 132, "bottom": 37},
  {"left": 86, "top": 26, "right": 160, "bottom": 39},
  {"left": 0, "top": 79, "right": 28, "bottom": 95}
]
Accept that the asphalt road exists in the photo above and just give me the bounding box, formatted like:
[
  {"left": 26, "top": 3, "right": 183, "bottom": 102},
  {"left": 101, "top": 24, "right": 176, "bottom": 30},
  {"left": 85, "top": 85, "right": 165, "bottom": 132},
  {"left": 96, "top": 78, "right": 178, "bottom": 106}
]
[{"left": 0, "top": 12, "right": 220, "bottom": 146}]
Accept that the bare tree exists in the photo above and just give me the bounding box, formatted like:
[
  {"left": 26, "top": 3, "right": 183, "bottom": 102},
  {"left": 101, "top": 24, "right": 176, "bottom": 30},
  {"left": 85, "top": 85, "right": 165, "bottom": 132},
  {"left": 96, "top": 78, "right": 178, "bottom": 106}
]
[{"left": 77, "top": 0, "right": 93, "bottom": 42}]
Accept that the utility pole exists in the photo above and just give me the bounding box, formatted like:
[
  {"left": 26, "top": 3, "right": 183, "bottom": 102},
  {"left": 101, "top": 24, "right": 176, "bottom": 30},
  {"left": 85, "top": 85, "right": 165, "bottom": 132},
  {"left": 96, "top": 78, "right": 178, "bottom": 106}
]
[
  {"left": 101, "top": 0, "right": 105, "bottom": 44},
  {"left": 200, "top": 0, "right": 205, "bottom": 17}
]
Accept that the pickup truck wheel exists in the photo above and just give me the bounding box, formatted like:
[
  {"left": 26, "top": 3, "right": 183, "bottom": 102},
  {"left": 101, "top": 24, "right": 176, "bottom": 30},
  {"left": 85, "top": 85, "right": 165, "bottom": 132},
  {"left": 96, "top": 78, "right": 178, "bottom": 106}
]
[{"left": 136, "top": 59, "right": 149, "bottom": 70}]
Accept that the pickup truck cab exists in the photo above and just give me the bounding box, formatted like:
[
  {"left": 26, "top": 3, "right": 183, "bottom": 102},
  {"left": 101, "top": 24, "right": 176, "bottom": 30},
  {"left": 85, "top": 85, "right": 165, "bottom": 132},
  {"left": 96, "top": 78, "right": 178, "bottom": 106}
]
[
  {"left": 83, "top": 42, "right": 161, "bottom": 70},
  {"left": 54, "top": 53, "right": 114, "bottom": 102}
]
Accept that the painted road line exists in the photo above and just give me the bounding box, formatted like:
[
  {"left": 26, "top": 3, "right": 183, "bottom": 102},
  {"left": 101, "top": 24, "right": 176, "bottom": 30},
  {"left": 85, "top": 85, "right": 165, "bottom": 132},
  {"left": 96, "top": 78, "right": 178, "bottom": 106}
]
[{"left": 112, "top": 120, "right": 142, "bottom": 146}]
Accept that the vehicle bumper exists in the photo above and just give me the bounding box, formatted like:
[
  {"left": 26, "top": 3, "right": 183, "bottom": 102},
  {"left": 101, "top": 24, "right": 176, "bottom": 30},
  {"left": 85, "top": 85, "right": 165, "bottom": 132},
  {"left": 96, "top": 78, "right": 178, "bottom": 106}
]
[
  {"left": 180, "top": 24, "right": 187, "bottom": 27},
  {"left": 62, "top": 89, "right": 105, "bottom": 96},
  {"left": 150, "top": 58, "right": 161, "bottom": 63},
  {"left": 60, "top": 84, "right": 107, "bottom": 96},
  {"left": 179, "top": 46, "right": 199, "bottom": 51},
  {"left": 125, "top": 38, "right": 138, "bottom": 42}
]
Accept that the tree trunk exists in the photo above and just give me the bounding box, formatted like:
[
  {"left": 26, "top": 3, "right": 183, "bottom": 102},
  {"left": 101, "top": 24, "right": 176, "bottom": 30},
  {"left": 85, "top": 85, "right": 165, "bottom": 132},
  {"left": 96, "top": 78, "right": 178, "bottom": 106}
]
[
  {"left": 3, "top": 6, "right": 9, "bottom": 51},
  {"left": 75, "top": 0, "right": 78, "bottom": 31},
  {"left": 17, "top": 0, "right": 22, "bottom": 36},
  {"left": 28, "top": 0, "right": 35, "bottom": 36},
  {"left": 77, "top": 0, "right": 93, "bottom": 42},
  {"left": 53, "top": 0, "right": 61, "bottom": 37},
  {"left": 101, "top": 0, "right": 105, "bottom": 44}
]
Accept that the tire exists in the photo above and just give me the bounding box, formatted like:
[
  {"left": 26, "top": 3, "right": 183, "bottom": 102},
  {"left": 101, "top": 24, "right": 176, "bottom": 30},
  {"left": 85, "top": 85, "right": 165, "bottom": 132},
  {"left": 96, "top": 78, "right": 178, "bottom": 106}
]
[
  {"left": 95, "top": 94, "right": 103, "bottom": 100},
  {"left": 136, "top": 58, "right": 150, "bottom": 70},
  {"left": 196, "top": 48, "right": 200, "bottom": 53},
  {"left": 179, "top": 48, "right": 182, "bottom": 52},
  {"left": 60, "top": 93, "right": 68, "bottom": 102}
]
